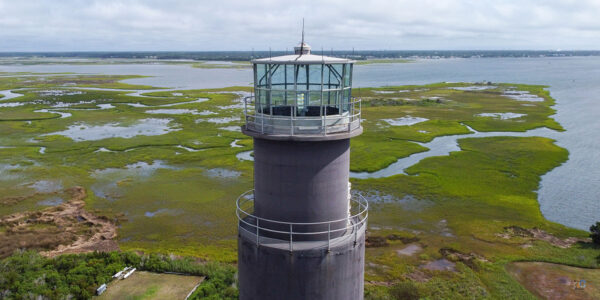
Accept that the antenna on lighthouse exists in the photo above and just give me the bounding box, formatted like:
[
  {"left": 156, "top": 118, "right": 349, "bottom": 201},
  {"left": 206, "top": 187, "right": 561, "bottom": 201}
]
[{"left": 300, "top": 18, "right": 305, "bottom": 56}]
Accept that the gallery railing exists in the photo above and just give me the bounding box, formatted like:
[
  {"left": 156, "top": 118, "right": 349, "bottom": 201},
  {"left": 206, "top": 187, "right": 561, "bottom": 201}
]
[
  {"left": 236, "top": 190, "right": 368, "bottom": 252},
  {"left": 243, "top": 96, "right": 361, "bottom": 136}
]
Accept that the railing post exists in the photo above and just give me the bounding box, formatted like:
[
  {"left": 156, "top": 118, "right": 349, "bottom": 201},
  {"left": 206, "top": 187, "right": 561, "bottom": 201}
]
[
  {"left": 289, "top": 224, "right": 293, "bottom": 253},
  {"left": 359, "top": 98, "right": 362, "bottom": 125},
  {"left": 324, "top": 99, "right": 327, "bottom": 135},
  {"left": 354, "top": 220, "right": 358, "bottom": 246},
  {"left": 348, "top": 97, "right": 353, "bottom": 132},
  {"left": 327, "top": 223, "right": 331, "bottom": 251},
  {"left": 256, "top": 219, "right": 260, "bottom": 246}
]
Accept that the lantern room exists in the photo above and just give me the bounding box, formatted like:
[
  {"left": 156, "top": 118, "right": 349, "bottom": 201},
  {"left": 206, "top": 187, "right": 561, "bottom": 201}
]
[{"left": 245, "top": 42, "right": 361, "bottom": 136}]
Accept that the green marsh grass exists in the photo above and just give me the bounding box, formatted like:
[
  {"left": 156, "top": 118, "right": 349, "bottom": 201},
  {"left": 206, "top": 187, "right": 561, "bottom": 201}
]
[{"left": 0, "top": 74, "right": 595, "bottom": 298}]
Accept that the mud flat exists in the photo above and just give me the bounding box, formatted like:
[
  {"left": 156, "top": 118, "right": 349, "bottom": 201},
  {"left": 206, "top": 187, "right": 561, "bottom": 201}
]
[
  {"left": 0, "top": 186, "right": 119, "bottom": 258},
  {"left": 507, "top": 262, "right": 600, "bottom": 300}
]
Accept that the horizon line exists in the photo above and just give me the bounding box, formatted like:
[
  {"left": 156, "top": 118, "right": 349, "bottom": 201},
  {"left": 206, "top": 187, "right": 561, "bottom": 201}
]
[{"left": 1, "top": 49, "right": 600, "bottom": 53}]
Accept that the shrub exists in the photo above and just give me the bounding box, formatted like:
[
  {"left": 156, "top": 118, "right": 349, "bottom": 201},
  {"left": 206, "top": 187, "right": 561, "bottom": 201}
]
[
  {"left": 389, "top": 282, "right": 420, "bottom": 300},
  {"left": 590, "top": 222, "right": 600, "bottom": 245},
  {"left": 0, "top": 250, "right": 237, "bottom": 300}
]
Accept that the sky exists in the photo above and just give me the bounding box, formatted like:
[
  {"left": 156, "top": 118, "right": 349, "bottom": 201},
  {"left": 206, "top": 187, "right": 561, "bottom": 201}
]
[{"left": 1, "top": 0, "right": 599, "bottom": 51}]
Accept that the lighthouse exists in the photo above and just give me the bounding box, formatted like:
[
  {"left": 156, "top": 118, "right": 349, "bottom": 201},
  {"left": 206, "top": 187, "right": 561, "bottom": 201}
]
[{"left": 236, "top": 37, "right": 367, "bottom": 299}]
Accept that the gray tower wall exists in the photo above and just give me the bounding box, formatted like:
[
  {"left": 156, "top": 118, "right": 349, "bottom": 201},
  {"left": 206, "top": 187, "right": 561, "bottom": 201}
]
[
  {"left": 238, "top": 128, "right": 365, "bottom": 299},
  {"left": 238, "top": 226, "right": 365, "bottom": 300},
  {"left": 253, "top": 138, "right": 350, "bottom": 224}
]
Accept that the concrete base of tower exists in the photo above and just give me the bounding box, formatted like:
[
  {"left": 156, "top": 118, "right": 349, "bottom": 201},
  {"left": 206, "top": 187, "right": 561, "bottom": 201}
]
[{"left": 237, "top": 225, "right": 365, "bottom": 300}]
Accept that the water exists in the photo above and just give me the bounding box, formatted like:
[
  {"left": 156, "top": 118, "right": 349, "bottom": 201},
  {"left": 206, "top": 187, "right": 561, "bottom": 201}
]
[
  {"left": 91, "top": 160, "right": 178, "bottom": 202},
  {"left": 0, "top": 64, "right": 252, "bottom": 89},
  {"left": 236, "top": 150, "right": 253, "bottom": 161},
  {"left": 230, "top": 139, "right": 243, "bottom": 148},
  {"left": 476, "top": 112, "right": 525, "bottom": 120},
  {"left": 219, "top": 125, "right": 241, "bottom": 132},
  {"left": 204, "top": 168, "right": 241, "bottom": 179},
  {"left": 0, "top": 90, "right": 24, "bottom": 100},
  {"left": 0, "top": 102, "right": 25, "bottom": 107},
  {"left": 1, "top": 57, "right": 598, "bottom": 230},
  {"left": 353, "top": 57, "right": 600, "bottom": 230},
  {"left": 176, "top": 145, "right": 202, "bottom": 152},
  {"left": 196, "top": 116, "right": 240, "bottom": 124},
  {"left": 397, "top": 244, "right": 422, "bottom": 256},
  {"left": 421, "top": 259, "right": 456, "bottom": 272},
  {"left": 92, "top": 160, "right": 177, "bottom": 178},
  {"left": 145, "top": 109, "right": 205, "bottom": 115},
  {"left": 34, "top": 109, "right": 72, "bottom": 119},
  {"left": 383, "top": 116, "right": 429, "bottom": 126},
  {"left": 351, "top": 125, "right": 559, "bottom": 178},
  {"left": 37, "top": 196, "right": 64, "bottom": 206},
  {"left": 29, "top": 180, "right": 63, "bottom": 193},
  {"left": 44, "top": 118, "right": 179, "bottom": 141}
]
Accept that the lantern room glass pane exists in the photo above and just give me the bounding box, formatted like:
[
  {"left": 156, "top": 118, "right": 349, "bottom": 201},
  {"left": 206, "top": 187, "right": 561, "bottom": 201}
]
[
  {"left": 285, "top": 65, "right": 294, "bottom": 90},
  {"left": 252, "top": 61, "right": 354, "bottom": 117},
  {"left": 271, "top": 90, "right": 285, "bottom": 107},
  {"left": 309, "top": 64, "right": 322, "bottom": 91},
  {"left": 258, "top": 88, "right": 267, "bottom": 113},
  {"left": 309, "top": 91, "right": 322, "bottom": 107},
  {"left": 325, "top": 64, "right": 342, "bottom": 90},
  {"left": 297, "top": 91, "right": 307, "bottom": 112},
  {"left": 344, "top": 64, "right": 351, "bottom": 86},
  {"left": 257, "top": 64, "right": 268, "bottom": 87},
  {"left": 296, "top": 65, "right": 308, "bottom": 91},
  {"left": 343, "top": 89, "right": 351, "bottom": 112},
  {"left": 270, "top": 64, "right": 285, "bottom": 90}
]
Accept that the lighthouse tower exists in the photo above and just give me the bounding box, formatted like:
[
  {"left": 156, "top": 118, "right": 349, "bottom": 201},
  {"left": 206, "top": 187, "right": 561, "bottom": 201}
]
[{"left": 236, "top": 38, "right": 367, "bottom": 299}]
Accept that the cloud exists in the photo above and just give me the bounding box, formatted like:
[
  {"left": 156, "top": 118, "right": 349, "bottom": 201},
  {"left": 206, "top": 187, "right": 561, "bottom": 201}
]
[{"left": 0, "top": 0, "right": 598, "bottom": 51}]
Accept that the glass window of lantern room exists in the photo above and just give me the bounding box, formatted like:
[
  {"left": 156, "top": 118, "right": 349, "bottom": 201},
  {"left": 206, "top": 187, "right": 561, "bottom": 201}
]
[
  {"left": 309, "top": 64, "right": 323, "bottom": 112},
  {"left": 285, "top": 65, "right": 293, "bottom": 106},
  {"left": 295, "top": 64, "right": 308, "bottom": 114},
  {"left": 253, "top": 63, "right": 258, "bottom": 112},
  {"left": 345, "top": 63, "right": 353, "bottom": 113},
  {"left": 325, "top": 64, "right": 341, "bottom": 112},
  {"left": 257, "top": 64, "right": 269, "bottom": 114},
  {"left": 267, "top": 64, "right": 274, "bottom": 113},
  {"left": 333, "top": 64, "right": 344, "bottom": 113},
  {"left": 257, "top": 64, "right": 267, "bottom": 88},
  {"left": 341, "top": 64, "right": 351, "bottom": 113},
  {"left": 269, "top": 64, "right": 285, "bottom": 110}
]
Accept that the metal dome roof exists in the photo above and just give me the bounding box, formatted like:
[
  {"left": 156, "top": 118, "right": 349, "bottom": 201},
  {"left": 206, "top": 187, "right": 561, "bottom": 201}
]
[{"left": 252, "top": 53, "right": 353, "bottom": 65}]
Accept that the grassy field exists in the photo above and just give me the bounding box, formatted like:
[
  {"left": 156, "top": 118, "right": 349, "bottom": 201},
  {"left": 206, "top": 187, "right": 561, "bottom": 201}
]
[
  {"left": 97, "top": 271, "right": 203, "bottom": 300},
  {"left": 0, "top": 72, "right": 597, "bottom": 298}
]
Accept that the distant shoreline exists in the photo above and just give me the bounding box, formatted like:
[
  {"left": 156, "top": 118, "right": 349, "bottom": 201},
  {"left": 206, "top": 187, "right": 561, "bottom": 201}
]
[{"left": 1, "top": 50, "right": 599, "bottom": 62}]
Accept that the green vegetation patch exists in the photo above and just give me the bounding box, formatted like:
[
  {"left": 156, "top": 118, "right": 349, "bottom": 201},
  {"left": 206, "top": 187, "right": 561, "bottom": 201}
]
[
  {"left": 97, "top": 271, "right": 202, "bottom": 300},
  {"left": 356, "top": 136, "right": 597, "bottom": 299},
  {"left": 351, "top": 82, "right": 563, "bottom": 172},
  {"left": 1, "top": 73, "right": 595, "bottom": 299},
  {"left": 0, "top": 251, "right": 235, "bottom": 300},
  {"left": 0, "top": 74, "right": 158, "bottom": 90}
]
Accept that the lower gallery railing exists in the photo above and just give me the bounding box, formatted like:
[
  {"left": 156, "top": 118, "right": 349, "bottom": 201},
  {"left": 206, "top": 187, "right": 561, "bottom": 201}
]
[{"left": 236, "top": 190, "right": 368, "bottom": 252}]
